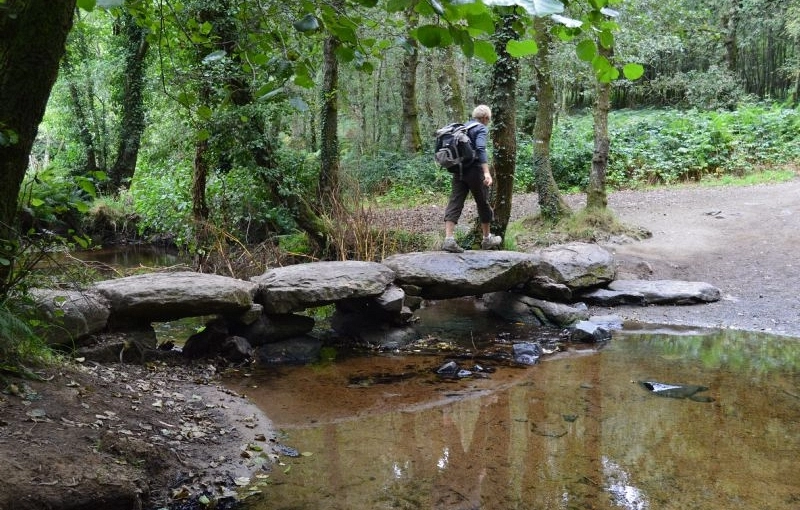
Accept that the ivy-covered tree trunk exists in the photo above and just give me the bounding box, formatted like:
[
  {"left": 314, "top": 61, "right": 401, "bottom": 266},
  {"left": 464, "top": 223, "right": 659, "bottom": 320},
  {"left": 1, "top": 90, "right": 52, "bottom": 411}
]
[
  {"left": 0, "top": 0, "right": 76, "bottom": 294},
  {"left": 399, "top": 5, "right": 422, "bottom": 154},
  {"left": 109, "top": 11, "right": 149, "bottom": 193},
  {"left": 487, "top": 11, "right": 520, "bottom": 237},
  {"left": 62, "top": 15, "right": 103, "bottom": 175},
  {"left": 531, "top": 17, "right": 570, "bottom": 222},
  {"left": 191, "top": 137, "right": 209, "bottom": 223},
  {"left": 318, "top": 35, "right": 341, "bottom": 211},
  {"left": 62, "top": 54, "right": 99, "bottom": 174}
]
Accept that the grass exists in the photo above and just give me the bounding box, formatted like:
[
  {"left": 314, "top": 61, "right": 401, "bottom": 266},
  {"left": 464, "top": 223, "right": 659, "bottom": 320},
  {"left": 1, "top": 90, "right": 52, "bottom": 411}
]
[
  {"left": 510, "top": 205, "right": 651, "bottom": 249},
  {"left": 0, "top": 301, "right": 59, "bottom": 381},
  {"left": 696, "top": 167, "right": 798, "bottom": 187}
]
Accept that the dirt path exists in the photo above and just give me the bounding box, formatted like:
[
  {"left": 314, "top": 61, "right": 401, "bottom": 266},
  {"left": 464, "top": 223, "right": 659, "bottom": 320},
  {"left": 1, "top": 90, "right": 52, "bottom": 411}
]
[{"left": 575, "top": 179, "right": 800, "bottom": 337}]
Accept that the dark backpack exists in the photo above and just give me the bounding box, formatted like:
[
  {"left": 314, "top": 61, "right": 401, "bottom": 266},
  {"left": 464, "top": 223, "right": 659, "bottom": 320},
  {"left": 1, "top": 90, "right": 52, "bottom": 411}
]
[{"left": 434, "top": 121, "right": 480, "bottom": 172}]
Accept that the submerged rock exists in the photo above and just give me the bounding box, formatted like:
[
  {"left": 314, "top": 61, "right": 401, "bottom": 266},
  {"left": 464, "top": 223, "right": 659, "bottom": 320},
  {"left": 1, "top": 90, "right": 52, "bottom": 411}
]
[
  {"left": 512, "top": 342, "right": 542, "bottom": 365},
  {"left": 637, "top": 380, "right": 714, "bottom": 402}
]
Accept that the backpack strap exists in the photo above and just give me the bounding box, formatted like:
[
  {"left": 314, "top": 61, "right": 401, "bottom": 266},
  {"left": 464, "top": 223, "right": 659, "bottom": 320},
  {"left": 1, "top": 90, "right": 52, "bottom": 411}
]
[{"left": 464, "top": 121, "right": 481, "bottom": 141}]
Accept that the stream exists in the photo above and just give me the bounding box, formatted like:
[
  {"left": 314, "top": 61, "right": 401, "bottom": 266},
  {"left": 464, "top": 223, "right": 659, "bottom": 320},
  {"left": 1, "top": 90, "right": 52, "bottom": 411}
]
[{"left": 221, "top": 299, "right": 800, "bottom": 510}]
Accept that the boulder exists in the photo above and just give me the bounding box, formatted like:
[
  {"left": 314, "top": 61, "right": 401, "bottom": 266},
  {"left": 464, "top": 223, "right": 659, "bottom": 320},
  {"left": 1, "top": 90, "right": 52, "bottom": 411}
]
[
  {"left": 92, "top": 271, "right": 256, "bottom": 323},
  {"left": 230, "top": 313, "right": 316, "bottom": 347},
  {"left": 484, "top": 292, "right": 589, "bottom": 327},
  {"left": 530, "top": 242, "right": 616, "bottom": 291},
  {"left": 381, "top": 250, "right": 537, "bottom": 299},
  {"left": 518, "top": 275, "right": 573, "bottom": 302},
  {"left": 607, "top": 279, "right": 721, "bottom": 304},
  {"left": 252, "top": 261, "right": 395, "bottom": 314},
  {"left": 256, "top": 337, "right": 323, "bottom": 364},
  {"left": 29, "top": 288, "right": 110, "bottom": 345},
  {"left": 569, "top": 320, "right": 612, "bottom": 343}
]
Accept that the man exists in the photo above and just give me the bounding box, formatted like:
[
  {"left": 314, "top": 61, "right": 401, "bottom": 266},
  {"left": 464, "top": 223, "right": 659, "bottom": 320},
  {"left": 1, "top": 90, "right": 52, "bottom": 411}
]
[{"left": 441, "top": 104, "right": 502, "bottom": 253}]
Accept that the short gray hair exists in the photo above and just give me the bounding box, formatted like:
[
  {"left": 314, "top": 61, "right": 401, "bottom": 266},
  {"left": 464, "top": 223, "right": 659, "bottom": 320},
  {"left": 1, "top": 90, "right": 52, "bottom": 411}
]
[{"left": 472, "top": 104, "right": 492, "bottom": 121}]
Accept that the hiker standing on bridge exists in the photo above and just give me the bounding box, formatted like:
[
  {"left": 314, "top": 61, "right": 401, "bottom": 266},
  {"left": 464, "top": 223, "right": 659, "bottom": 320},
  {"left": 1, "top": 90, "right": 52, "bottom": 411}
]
[{"left": 441, "top": 104, "right": 502, "bottom": 253}]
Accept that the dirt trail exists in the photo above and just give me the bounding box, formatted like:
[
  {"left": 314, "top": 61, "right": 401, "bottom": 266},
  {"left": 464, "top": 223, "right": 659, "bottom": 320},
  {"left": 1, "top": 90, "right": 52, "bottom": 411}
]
[{"left": 590, "top": 179, "right": 800, "bottom": 337}]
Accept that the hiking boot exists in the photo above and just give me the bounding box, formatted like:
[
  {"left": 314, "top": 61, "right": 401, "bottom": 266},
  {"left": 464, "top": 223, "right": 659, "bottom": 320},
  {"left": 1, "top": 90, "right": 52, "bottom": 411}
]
[
  {"left": 442, "top": 238, "right": 464, "bottom": 253},
  {"left": 481, "top": 234, "right": 502, "bottom": 250}
]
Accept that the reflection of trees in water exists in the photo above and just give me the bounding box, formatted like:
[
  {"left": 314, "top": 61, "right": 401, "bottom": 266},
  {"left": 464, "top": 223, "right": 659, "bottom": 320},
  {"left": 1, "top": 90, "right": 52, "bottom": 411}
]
[
  {"left": 249, "top": 330, "right": 800, "bottom": 509},
  {"left": 622, "top": 330, "right": 800, "bottom": 373}
]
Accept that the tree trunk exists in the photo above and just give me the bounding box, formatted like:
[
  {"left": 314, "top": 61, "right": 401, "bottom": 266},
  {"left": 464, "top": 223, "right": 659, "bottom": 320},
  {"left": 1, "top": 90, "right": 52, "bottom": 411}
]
[
  {"left": 62, "top": 54, "right": 99, "bottom": 174},
  {"left": 0, "top": 0, "right": 76, "bottom": 294},
  {"left": 487, "top": 12, "right": 520, "bottom": 237},
  {"left": 109, "top": 12, "right": 149, "bottom": 193},
  {"left": 318, "top": 35, "right": 341, "bottom": 211},
  {"left": 721, "top": 2, "right": 738, "bottom": 73},
  {"left": 191, "top": 137, "right": 209, "bottom": 223},
  {"left": 587, "top": 79, "right": 611, "bottom": 210},
  {"left": 437, "top": 46, "right": 466, "bottom": 121},
  {"left": 62, "top": 16, "right": 101, "bottom": 175},
  {"left": 399, "top": 6, "right": 422, "bottom": 154},
  {"left": 531, "top": 17, "right": 570, "bottom": 222}
]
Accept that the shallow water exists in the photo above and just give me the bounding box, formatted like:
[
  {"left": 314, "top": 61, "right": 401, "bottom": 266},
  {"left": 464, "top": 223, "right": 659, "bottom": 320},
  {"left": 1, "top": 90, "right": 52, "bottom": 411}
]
[{"left": 224, "top": 299, "right": 800, "bottom": 510}]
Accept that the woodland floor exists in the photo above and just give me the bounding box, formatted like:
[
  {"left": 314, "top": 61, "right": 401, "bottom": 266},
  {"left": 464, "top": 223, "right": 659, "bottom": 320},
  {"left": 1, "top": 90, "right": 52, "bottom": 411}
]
[{"left": 1, "top": 176, "right": 799, "bottom": 510}]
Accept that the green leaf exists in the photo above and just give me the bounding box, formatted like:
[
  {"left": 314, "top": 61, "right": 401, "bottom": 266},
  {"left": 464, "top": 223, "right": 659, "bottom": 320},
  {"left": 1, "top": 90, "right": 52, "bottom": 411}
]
[
  {"left": 592, "top": 55, "right": 619, "bottom": 82},
  {"left": 598, "top": 30, "right": 614, "bottom": 49},
  {"left": 97, "top": 0, "right": 125, "bottom": 7},
  {"left": 354, "top": 0, "right": 378, "bottom": 6},
  {"left": 413, "top": 25, "right": 448, "bottom": 48},
  {"left": 73, "top": 201, "right": 91, "bottom": 213},
  {"left": 335, "top": 46, "right": 355, "bottom": 63},
  {"left": 293, "top": 71, "right": 315, "bottom": 89},
  {"left": 506, "top": 39, "right": 538, "bottom": 58},
  {"left": 196, "top": 129, "right": 211, "bottom": 142},
  {"left": 29, "top": 198, "right": 44, "bottom": 208},
  {"left": 576, "top": 39, "right": 596, "bottom": 61},
  {"left": 77, "top": 0, "right": 96, "bottom": 11},
  {"left": 293, "top": 14, "right": 319, "bottom": 33},
  {"left": 331, "top": 25, "right": 357, "bottom": 44},
  {"left": 623, "top": 63, "right": 645, "bottom": 80},
  {"left": 200, "top": 21, "right": 213, "bottom": 35},
  {"left": 76, "top": 177, "right": 97, "bottom": 197},
  {"left": 73, "top": 235, "right": 89, "bottom": 249},
  {"left": 177, "top": 92, "right": 196, "bottom": 108},
  {"left": 473, "top": 40, "right": 498, "bottom": 64},
  {"left": 466, "top": 12, "right": 495, "bottom": 34},
  {"left": 386, "top": 0, "right": 412, "bottom": 12},
  {"left": 196, "top": 105, "right": 213, "bottom": 120},
  {"left": 460, "top": 37, "right": 474, "bottom": 58}
]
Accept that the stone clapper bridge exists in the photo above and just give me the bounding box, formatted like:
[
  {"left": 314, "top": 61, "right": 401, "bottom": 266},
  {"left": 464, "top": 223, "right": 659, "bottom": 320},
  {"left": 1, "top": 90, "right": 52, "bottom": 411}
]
[{"left": 31, "top": 242, "right": 721, "bottom": 364}]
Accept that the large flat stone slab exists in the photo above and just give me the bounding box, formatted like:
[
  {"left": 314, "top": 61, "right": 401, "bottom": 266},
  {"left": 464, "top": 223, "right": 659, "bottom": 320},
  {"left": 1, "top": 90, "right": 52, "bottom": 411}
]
[
  {"left": 251, "top": 261, "right": 395, "bottom": 314},
  {"left": 381, "top": 250, "right": 537, "bottom": 299},
  {"left": 607, "top": 279, "right": 721, "bottom": 305},
  {"left": 92, "top": 271, "right": 256, "bottom": 322}
]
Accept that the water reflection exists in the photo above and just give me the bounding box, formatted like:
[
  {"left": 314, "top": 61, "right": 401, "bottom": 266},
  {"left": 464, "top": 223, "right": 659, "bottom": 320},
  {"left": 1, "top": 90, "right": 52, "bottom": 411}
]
[{"left": 224, "top": 302, "right": 800, "bottom": 510}]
